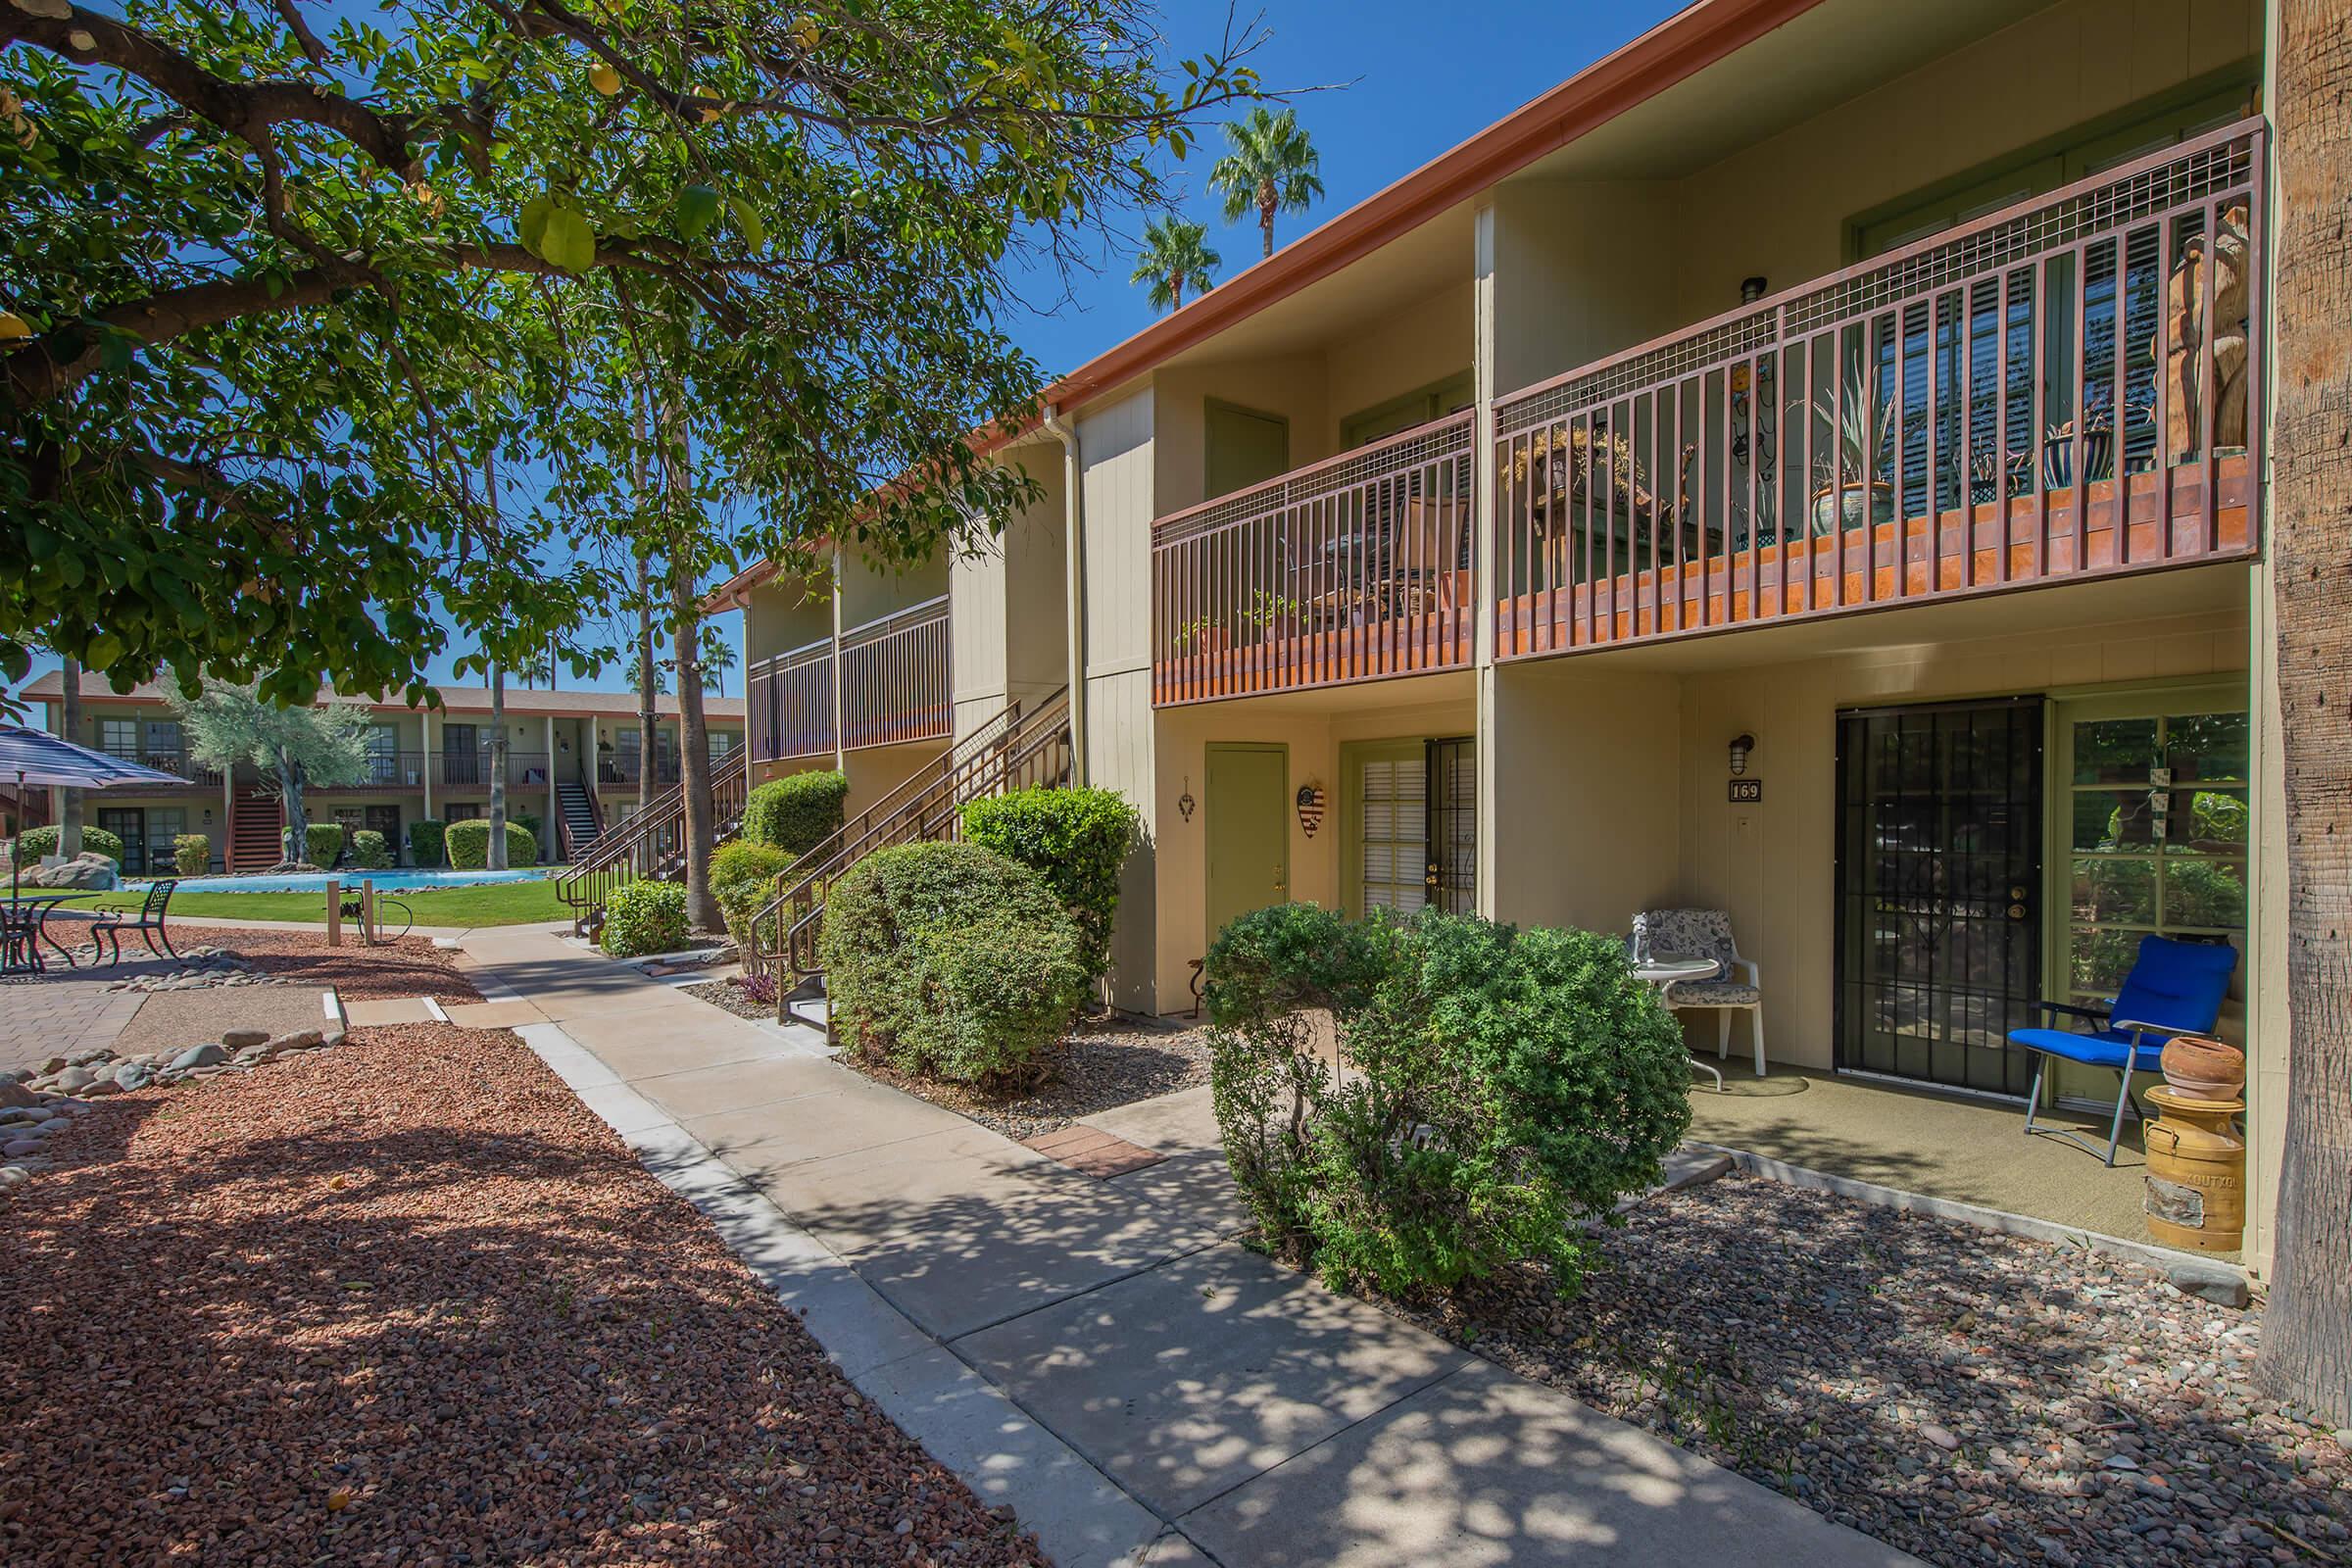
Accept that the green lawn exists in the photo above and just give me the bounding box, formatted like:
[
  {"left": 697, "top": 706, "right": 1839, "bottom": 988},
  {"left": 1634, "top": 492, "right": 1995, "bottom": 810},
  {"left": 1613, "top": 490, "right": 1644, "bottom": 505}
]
[{"left": 89, "top": 874, "right": 575, "bottom": 928}]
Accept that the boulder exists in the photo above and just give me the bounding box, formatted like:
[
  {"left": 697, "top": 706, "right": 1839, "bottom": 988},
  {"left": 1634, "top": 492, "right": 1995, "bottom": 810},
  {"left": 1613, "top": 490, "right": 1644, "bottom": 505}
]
[
  {"left": 23, "top": 853, "right": 120, "bottom": 891},
  {"left": 262, "top": 1029, "right": 325, "bottom": 1056},
  {"left": 172, "top": 1044, "right": 229, "bottom": 1071},
  {"left": 0, "top": 1079, "right": 38, "bottom": 1111},
  {"left": 53, "top": 1067, "right": 94, "bottom": 1094},
  {"left": 220, "top": 1029, "right": 271, "bottom": 1050}
]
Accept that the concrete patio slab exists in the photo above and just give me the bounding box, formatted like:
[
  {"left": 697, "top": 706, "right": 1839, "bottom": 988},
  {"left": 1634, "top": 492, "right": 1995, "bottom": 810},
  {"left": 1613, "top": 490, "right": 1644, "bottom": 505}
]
[
  {"left": 690, "top": 1084, "right": 964, "bottom": 1167},
  {"left": 342, "top": 996, "right": 436, "bottom": 1025},
  {"left": 557, "top": 1015, "right": 800, "bottom": 1078},
  {"left": 759, "top": 1126, "right": 1232, "bottom": 1340},
  {"left": 624, "top": 1054, "right": 850, "bottom": 1120},
  {"left": 1176, "top": 1358, "right": 1916, "bottom": 1567},
  {"left": 858, "top": 1347, "right": 1167, "bottom": 1568},
  {"left": 1098, "top": 1147, "right": 1246, "bottom": 1235},
  {"left": 440, "top": 999, "right": 547, "bottom": 1029},
  {"left": 959, "top": 1242, "right": 1470, "bottom": 1518},
  {"left": 1081, "top": 1084, "right": 1219, "bottom": 1153}
]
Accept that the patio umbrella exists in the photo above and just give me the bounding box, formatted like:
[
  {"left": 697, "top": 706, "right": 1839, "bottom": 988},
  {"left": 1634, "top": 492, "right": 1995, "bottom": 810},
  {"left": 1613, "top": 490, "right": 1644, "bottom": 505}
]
[{"left": 0, "top": 722, "right": 189, "bottom": 901}]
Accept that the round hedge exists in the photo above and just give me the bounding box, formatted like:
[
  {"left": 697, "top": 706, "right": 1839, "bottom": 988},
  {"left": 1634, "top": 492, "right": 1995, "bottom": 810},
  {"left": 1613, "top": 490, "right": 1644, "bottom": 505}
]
[
  {"left": 10, "top": 824, "right": 123, "bottom": 865},
  {"left": 959, "top": 786, "right": 1138, "bottom": 988},
  {"left": 819, "top": 840, "right": 1086, "bottom": 1084},
  {"left": 743, "top": 769, "right": 849, "bottom": 856},
  {"left": 444, "top": 817, "right": 539, "bottom": 869}
]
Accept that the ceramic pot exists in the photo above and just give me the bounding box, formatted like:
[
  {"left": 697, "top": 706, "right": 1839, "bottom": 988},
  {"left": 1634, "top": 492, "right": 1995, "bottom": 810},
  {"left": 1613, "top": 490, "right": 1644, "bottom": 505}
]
[
  {"left": 2161, "top": 1034, "right": 2245, "bottom": 1100},
  {"left": 1809, "top": 481, "right": 1894, "bottom": 537}
]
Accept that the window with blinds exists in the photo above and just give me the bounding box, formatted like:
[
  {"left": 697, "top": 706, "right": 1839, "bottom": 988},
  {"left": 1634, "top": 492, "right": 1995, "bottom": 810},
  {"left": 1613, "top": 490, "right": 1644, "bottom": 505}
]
[{"left": 1357, "top": 757, "right": 1428, "bottom": 915}]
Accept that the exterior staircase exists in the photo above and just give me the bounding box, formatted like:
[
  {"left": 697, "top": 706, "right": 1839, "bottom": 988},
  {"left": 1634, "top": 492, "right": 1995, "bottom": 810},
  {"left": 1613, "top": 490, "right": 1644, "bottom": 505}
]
[
  {"left": 554, "top": 750, "right": 751, "bottom": 935},
  {"left": 227, "top": 788, "right": 283, "bottom": 871},
  {"left": 755, "top": 690, "right": 1074, "bottom": 1028},
  {"left": 556, "top": 778, "right": 601, "bottom": 859}
]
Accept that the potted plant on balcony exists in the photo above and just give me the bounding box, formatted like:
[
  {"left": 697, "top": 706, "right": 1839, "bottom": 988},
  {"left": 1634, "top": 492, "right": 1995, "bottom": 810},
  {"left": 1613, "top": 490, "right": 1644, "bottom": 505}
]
[
  {"left": 1810, "top": 365, "right": 1895, "bottom": 537},
  {"left": 1171, "top": 615, "right": 1228, "bottom": 658},
  {"left": 1241, "top": 590, "right": 1303, "bottom": 645}
]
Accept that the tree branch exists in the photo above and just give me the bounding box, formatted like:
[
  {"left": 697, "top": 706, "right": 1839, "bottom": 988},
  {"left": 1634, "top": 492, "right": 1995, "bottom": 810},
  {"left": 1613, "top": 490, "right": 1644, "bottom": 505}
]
[{"left": 1, "top": 3, "right": 418, "bottom": 177}]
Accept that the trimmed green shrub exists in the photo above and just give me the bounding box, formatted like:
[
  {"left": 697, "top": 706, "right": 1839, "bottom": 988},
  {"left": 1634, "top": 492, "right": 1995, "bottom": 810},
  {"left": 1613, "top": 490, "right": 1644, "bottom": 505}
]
[
  {"left": 408, "top": 818, "right": 447, "bottom": 868},
  {"left": 444, "top": 817, "right": 539, "bottom": 869},
  {"left": 603, "top": 880, "right": 689, "bottom": 957},
  {"left": 1205, "top": 906, "right": 1690, "bottom": 1299},
  {"left": 304, "top": 822, "right": 344, "bottom": 866},
  {"left": 743, "top": 769, "right": 849, "bottom": 856},
  {"left": 710, "top": 840, "right": 796, "bottom": 965},
  {"left": 349, "top": 829, "right": 393, "bottom": 869},
  {"left": 821, "top": 840, "right": 1087, "bottom": 1085},
  {"left": 514, "top": 811, "right": 543, "bottom": 845},
  {"left": 960, "top": 786, "right": 1139, "bottom": 988},
  {"left": 11, "top": 824, "right": 124, "bottom": 865},
  {"left": 172, "top": 833, "right": 212, "bottom": 876}
]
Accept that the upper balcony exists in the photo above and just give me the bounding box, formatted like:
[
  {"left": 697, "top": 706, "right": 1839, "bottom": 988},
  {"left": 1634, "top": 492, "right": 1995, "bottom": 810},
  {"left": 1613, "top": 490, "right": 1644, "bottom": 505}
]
[
  {"left": 1151, "top": 414, "right": 1475, "bottom": 706},
  {"left": 746, "top": 595, "right": 951, "bottom": 762},
  {"left": 1491, "top": 122, "right": 2263, "bottom": 659},
  {"left": 1145, "top": 121, "right": 2263, "bottom": 705}
]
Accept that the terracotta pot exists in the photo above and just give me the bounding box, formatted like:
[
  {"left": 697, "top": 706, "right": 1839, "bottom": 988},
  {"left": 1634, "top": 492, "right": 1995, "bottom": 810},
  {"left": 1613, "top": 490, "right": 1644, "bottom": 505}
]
[{"left": 2161, "top": 1034, "right": 2245, "bottom": 1099}]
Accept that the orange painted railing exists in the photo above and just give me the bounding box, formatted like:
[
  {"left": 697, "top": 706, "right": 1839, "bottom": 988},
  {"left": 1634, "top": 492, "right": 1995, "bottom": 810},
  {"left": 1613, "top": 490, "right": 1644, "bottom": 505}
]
[
  {"left": 1152, "top": 412, "right": 1475, "bottom": 706},
  {"left": 1493, "top": 121, "right": 2265, "bottom": 656}
]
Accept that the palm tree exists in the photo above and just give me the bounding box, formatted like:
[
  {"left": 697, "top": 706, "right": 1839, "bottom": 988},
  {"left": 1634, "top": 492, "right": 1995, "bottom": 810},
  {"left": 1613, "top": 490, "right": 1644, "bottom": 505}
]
[
  {"left": 1130, "top": 217, "right": 1219, "bottom": 314},
  {"left": 1209, "top": 107, "right": 1325, "bottom": 260},
  {"left": 699, "top": 624, "right": 736, "bottom": 697}
]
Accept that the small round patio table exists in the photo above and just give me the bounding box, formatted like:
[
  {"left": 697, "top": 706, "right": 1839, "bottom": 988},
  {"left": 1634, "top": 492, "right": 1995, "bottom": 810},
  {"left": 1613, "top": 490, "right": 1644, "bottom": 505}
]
[
  {"left": 3, "top": 890, "right": 108, "bottom": 975},
  {"left": 1632, "top": 952, "right": 1726, "bottom": 1093}
]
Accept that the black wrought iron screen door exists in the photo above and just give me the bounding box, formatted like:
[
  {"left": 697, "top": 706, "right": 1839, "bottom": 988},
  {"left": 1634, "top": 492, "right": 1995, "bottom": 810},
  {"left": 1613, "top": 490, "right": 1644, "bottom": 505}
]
[{"left": 1836, "top": 698, "right": 2043, "bottom": 1095}]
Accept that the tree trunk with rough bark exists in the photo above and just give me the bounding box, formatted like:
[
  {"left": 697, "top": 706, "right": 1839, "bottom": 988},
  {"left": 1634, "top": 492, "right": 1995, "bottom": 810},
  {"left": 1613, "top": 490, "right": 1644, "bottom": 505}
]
[
  {"left": 671, "top": 573, "right": 717, "bottom": 932},
  {"left": 278, "top": 748, "right": 309, "bottom": 868},
  {"left": 488, "top": 660, "right": 509, "bottom": 871},
  {"left": 58, "top": 654, "right": 81, "bottom": 858},
  {"left": 637, "top": 556, "right": 658, "bottom": 818},
  {"left": 2257, "top": 0, "right": 2352, "bottom": 1426}
]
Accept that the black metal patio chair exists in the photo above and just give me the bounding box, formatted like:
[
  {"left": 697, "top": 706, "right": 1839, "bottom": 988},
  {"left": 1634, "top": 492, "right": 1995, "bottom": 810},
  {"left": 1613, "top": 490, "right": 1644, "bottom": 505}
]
[{"left": 89, "top": 878, "right": 178, "bottom": 963}]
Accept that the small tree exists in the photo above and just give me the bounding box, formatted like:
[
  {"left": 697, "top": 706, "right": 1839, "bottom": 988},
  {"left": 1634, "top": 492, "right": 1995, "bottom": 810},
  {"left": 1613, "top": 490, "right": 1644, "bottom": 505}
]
[{"left": 172, "top": 681, "right": 369, "bottom": 869}]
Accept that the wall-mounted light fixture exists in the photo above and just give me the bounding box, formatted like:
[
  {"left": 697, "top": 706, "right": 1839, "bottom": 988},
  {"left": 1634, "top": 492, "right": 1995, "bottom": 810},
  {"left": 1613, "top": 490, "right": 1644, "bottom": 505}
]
[
  {"left": 1740, "top": 276, "right": 1769, "bottom": 304},
  {"left": 1177, "top": 777, "right": 1196, "bottom": 823},
  {"left": 1729, "top": 733, "right": 1756, "bottom": 776}
]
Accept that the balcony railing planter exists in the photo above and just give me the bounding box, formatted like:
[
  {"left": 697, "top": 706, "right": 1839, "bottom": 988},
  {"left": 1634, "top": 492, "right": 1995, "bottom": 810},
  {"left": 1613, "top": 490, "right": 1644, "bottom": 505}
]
[
  {"left": 1492, "top": 120, "right": 2264, "bottom": 657},
  {"left": 1152, "top": 411, "right": 1475, "bottom": 706}
]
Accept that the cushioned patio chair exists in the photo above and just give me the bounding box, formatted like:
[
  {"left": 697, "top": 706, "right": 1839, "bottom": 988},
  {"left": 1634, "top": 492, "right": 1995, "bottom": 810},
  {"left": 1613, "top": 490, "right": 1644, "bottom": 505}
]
[
  {"left": 1632, "top": 907, "right": 1766, "bottom": 1078},
  {"left": 2007, "top": 933, "right": 2237, "bottom": 1166}
]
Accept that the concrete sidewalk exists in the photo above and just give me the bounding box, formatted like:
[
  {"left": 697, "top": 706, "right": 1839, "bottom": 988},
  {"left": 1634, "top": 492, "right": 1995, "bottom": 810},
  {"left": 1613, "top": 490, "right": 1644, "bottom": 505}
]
[{"left": 457, "top": 924, "right": 1915, "bottom": 1568}]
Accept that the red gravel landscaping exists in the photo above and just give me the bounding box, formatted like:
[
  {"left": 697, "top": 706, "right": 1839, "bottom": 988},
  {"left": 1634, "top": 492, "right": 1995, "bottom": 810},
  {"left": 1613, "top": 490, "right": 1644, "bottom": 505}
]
[
  {"left": 0, "top": 1023, "right": 1046, "bottom": 1566},
  {"left": 170, "top": 924, "right": 486, "bottom": 1004}
]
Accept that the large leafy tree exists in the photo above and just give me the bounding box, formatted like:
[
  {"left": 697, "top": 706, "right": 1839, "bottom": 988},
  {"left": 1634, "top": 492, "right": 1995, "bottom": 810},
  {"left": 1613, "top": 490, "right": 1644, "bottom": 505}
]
[
  {"left": 0, "top": 0, "right": 1262, "bottom": 712},
  {"left": 172, "top": 678, "right": 369, "bottom": 868},
  {"left": 1208, "top": 105, "right": 1321, "bottom": 260},
  {"left": 1130, "top": 215, "right": 1217, "bottom": 313}
]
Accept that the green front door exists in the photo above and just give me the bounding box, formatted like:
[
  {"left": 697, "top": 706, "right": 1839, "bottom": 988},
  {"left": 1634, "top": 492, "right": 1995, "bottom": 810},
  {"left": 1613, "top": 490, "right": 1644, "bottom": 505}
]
[{"left": 1205, "top": 743, "right": 1289, "bottom": 948}]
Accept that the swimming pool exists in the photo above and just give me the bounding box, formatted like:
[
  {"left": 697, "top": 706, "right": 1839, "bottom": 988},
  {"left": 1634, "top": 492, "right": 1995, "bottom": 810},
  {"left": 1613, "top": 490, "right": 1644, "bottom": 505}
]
[{"left": 126, "top": 868, "right": 558, "bottom": 895}]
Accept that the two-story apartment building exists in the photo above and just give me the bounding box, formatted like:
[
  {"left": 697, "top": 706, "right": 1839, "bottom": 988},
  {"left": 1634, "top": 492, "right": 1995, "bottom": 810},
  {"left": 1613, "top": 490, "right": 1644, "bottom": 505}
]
[
  {"left": 22, "top": 673, "right": 745, "bottom": 871},
  {"left": 725, "top": 0, "right": 2288, "bottom": 1262}
]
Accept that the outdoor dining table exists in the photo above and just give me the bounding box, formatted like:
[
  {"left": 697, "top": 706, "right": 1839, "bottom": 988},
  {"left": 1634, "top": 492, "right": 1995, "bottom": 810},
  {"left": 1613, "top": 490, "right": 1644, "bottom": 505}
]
[
  {"left": 1632, "top": 951, "right": 1726, "bottom": 1092},
  {"left": 3, "top": 891, "right": 109, "bottom": 975}
]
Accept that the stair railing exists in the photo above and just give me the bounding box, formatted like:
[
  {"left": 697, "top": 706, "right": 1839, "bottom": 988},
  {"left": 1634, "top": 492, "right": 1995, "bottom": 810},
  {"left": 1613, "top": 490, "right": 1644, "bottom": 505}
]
[
  {"left": 753, "top": 688, "right": 1073, "bottom": 1008},
  {"left": 555, "top": 747, "right": 751, "bottom": 931}
]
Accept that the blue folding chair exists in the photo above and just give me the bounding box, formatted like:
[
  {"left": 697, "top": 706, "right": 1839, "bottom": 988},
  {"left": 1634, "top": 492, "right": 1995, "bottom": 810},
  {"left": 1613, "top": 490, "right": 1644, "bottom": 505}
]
[{"left": 2008, "top": 934, "right": 2238, "bottom": 1165}]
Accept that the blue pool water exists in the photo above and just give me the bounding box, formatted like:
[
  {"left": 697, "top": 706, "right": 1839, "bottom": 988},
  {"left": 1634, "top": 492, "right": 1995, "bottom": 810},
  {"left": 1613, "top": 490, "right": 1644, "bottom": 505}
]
[{"left": 126, "top": 868, "right": 556, "bottom": 895}]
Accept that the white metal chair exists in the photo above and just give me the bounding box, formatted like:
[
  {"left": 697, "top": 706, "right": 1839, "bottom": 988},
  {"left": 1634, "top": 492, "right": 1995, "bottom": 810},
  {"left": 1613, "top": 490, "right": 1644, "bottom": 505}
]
[{"left": 1633, "top": 907, "right": 1766, "bottom": 1077}]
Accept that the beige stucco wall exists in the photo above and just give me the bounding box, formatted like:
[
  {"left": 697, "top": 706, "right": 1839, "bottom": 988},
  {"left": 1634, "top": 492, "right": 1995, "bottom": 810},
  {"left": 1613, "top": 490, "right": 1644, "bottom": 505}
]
[
  {"left": 1325, "top": 277, "right": 1477, "bottom": 436},
  {"left": 1149, "top": 684, "right": 1476, "bottom": 1014},
  {"left": 1488, "top": 178, "right": 1684, "bottom": 398},
  {"left": 950, "top": 452, "right": 1069, "bottom": 742},
  {"left": 1152, "top": 357, "right": 1331, "bottom": 517},
  {"left": 1486, "top": 662, "right": 1687, "bottom": 935},
  {"left": 1665, "top": 0, "right": 2261, "bottom": 324},
  {"left": 745, "top": 572, "right": 833, "bottom": 666},
  {"left": 839, "top": 545, "right": 948, "bottom": 632}
]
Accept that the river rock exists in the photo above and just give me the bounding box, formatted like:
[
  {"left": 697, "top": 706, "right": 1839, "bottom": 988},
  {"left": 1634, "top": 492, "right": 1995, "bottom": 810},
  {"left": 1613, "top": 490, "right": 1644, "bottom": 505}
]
[{"left": 171, "top": 1044, "right": 228, "bottom": 1071}]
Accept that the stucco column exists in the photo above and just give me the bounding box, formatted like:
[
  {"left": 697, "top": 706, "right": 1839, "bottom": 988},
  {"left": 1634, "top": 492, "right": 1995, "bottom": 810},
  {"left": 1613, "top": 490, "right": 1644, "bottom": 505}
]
[
  {"left": 1472, "top": 199, "right": 1501, "bottom": 920},
  {"left": 830, "top": 543, "right": 848, "bottom": 771},
  {"left": 421, "top": 709, "right": 436, "bottom": 822},
  {"left": 544, "top": 712, "right": 558, "bottom": 851}
]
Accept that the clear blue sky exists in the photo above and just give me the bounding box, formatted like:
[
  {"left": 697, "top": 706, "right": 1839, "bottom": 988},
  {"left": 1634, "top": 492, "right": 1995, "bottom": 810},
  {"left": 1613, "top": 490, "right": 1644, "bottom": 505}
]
[{"left": 24, "top": 0, "right": 1678, "bottom": 703}]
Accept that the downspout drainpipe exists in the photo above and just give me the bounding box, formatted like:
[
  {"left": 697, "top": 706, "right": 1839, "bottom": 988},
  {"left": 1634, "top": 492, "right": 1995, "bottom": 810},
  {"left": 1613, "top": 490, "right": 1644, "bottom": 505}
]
[{"left": 1042, "top": 403, "right": 1088, "bottom": 786}]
